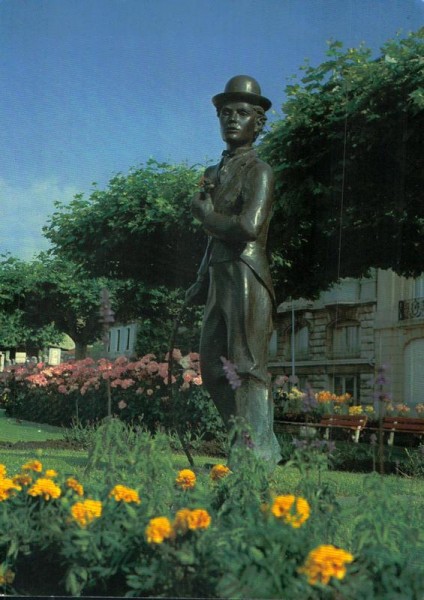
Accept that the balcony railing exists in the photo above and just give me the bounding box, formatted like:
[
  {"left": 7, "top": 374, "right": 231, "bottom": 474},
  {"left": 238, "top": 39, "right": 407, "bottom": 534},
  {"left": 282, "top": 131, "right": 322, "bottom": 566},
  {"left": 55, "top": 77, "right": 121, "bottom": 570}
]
[{"left": 399, "top": 298, "right": 424, "bottom": 321}]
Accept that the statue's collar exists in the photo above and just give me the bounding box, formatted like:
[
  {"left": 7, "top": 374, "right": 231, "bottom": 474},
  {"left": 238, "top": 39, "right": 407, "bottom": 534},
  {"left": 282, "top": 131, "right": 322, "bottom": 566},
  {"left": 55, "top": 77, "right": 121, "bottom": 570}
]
[{"left": 221, "top": 146, "right": 256, "bottom": 159}]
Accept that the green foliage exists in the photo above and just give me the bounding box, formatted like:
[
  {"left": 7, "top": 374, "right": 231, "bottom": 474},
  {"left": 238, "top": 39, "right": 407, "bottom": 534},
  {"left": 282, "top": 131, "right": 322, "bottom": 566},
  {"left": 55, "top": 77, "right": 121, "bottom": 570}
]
[
  {"left": 44, "top": 160, "right": 207, "bottom": 289},
  {"left": 261, "top": 29, "right": 424, "bottom": 299},
  {"left": 1, "top": 429, "right": 424, "bottom": 597}
]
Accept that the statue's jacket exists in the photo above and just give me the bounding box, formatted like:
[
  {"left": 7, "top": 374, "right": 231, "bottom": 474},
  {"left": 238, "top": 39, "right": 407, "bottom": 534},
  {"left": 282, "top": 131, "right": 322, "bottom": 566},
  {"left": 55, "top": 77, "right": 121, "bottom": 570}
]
[{"left": 197, "top": 147, "right": 276, "bottom": 307}]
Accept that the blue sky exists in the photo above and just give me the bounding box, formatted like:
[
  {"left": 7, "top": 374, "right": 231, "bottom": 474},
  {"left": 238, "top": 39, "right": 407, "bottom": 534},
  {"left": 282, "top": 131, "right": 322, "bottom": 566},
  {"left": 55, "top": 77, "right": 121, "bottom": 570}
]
[{"left": 1, "top": 0, "right": 423, "bottom": 260}]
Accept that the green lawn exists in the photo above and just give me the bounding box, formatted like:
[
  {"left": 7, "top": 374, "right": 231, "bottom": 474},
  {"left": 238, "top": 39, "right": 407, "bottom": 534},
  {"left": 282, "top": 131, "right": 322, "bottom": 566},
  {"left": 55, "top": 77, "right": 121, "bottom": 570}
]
[
  {"left": 0, "top": 408, "right": 64, "bottom": 443},
  {"left": 1, "top": 408, "right": 424, "bottom": 497}
]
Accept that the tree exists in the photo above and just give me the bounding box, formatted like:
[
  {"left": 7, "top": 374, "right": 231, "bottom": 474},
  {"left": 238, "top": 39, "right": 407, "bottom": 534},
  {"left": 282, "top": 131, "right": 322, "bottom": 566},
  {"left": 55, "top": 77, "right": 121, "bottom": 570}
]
[
  {"left": 0, "top": 256, "right": 62, "bottom": 354},
  {"left": 44, "top": 160, "right": 206, "bottom": 290},
  {"left": 261, "top": 29, "right": 424, "bottom": 300}
]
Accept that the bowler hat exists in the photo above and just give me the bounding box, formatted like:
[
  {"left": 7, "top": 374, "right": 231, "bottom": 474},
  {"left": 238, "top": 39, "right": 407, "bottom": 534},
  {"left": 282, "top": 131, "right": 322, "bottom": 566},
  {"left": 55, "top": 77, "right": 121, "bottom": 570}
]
[{"left": 212, "top": 75, "right": 272, "bottom": 111}]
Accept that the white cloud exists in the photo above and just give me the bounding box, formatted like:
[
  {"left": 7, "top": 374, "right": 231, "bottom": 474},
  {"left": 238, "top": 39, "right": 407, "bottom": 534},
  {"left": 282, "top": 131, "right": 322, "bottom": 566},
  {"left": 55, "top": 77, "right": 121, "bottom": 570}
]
[{"left": 0, "top": 177, "right": 79, "bottom": 261}]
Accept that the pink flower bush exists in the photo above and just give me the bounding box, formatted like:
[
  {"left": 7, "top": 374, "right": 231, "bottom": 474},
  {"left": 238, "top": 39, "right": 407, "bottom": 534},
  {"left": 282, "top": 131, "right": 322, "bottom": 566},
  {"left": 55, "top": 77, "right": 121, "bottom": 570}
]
[{"left": 3, "top": 351, "right": 202, "bottom": 403}]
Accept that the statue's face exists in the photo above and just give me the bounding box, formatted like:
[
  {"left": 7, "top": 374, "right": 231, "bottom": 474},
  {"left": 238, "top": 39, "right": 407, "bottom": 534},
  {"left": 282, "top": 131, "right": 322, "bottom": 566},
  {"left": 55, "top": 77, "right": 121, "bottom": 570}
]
[{"left": 219, "top": 102, "right": 259, "bottom": 147}]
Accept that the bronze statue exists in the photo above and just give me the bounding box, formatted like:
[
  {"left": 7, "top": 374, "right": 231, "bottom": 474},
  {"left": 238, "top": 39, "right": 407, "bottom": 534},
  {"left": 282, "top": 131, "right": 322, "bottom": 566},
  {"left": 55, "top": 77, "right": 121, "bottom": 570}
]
[{"left": 186, "top": 75, "right": 281, "bottom": 465}]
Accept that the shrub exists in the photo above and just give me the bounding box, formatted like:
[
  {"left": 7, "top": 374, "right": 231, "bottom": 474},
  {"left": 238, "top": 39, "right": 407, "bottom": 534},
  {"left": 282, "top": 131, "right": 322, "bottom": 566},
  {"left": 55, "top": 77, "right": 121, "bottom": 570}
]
[{"left": 0, "top": 352, "right": 225, "bottom": 442}]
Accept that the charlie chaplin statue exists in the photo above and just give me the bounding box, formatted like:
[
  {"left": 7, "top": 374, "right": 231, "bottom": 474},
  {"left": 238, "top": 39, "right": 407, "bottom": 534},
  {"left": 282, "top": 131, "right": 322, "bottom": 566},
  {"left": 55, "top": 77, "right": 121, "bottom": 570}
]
[{"left": 186, "top": 75, "right": 281, "bottom": 465}]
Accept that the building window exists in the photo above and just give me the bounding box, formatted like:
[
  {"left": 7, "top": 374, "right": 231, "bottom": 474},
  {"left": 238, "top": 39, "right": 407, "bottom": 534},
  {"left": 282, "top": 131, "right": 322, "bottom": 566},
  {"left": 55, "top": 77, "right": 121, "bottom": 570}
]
[
  {"left": 332, "top": 323, "right": 360, "bottom": 357},
  {"left": 414, "top": 275, "right": 424, "bottom": 298},
  {"left": 333, "top": 375, "right": 360, "bottom": 401},
  {"left": 286, "top": 325, "right": 309, "bottom": 360}
]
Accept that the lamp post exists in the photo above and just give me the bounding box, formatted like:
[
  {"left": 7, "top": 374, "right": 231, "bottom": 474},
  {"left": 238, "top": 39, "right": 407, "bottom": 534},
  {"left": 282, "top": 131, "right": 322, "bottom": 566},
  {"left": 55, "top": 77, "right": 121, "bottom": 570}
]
[{"left": 99, "top": 288, "right": 115, "bottom": 417}]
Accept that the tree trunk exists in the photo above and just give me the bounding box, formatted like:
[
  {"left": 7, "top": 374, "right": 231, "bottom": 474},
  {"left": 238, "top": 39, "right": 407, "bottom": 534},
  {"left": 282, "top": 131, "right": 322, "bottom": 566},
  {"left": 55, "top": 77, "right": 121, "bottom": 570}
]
[{"left": 74, "top": 341, "right": 87, "bottom": 360}]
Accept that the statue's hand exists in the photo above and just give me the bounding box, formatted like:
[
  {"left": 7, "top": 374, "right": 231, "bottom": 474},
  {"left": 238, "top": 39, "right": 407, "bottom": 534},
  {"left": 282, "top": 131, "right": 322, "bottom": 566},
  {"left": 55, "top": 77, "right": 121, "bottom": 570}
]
[{"left": 192, "top": 176, "right": 214, "bottom": 222}]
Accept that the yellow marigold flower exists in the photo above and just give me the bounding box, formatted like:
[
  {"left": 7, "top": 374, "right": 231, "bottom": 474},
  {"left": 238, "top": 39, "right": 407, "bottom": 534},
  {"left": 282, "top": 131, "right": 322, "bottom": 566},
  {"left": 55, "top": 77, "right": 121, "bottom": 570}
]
[
  {"left": 22, "top": 460, "right": 42, "bottom": 473},
  {"left": 348, "top": 406, "right": 362, "bottom": 416},
  {"left": 0, "top": 568, "right": 15, "bottom": 585},
  {"left": 71, "top": 499, "right": 102, "bottom": 527},
  {"left": 0, "top": 464, "right": 7, "bottom": 478},
  {"left": 145, "top": 516, "right": 173, "bottom": 544},
  {"left": 0, "top": 478, "right": 21, "bottom": 501},
  {"left": 109, "top": 484, "right": 141, "bottom": 504},
  {"left": 28, "top": 478, "right": 61, "bottom": 500},
  {"left": 173, "top": 508, "right": 193, "bottom": 534},
  {"left": 271, "top": 495, "right": 310, "bottom": 528},
  {"left": 66, "top": 477, "right": 84, "bottom": 497},
  {"left": 186, "top": 509, "right": 211, "bottom": 530},
  {"left": 210, "top": 464, "right": 231, "bottom": 480},
  {"left": 45, "top": 469, "right": 58, "bottom": 478},
  {"left": 175, "top": 469, "right": 196, "bottom": 490},
  {"left": 299, "top": 544, "right": 354, "bottom": 585},
  {"left": 12, "top": 473, "right": 32, "bottom": 486}
]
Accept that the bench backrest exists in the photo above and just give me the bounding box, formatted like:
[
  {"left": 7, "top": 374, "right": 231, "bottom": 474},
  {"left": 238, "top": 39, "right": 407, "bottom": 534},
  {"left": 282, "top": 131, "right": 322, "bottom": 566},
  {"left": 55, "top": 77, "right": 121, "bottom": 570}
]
[{"left": 320, "top": 415, "right": 368, "bottom": 428}]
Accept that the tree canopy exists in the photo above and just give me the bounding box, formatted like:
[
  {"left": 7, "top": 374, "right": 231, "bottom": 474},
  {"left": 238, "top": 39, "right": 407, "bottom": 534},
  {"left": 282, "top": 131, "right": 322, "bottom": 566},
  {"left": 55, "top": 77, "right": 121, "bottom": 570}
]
[
  {"left": 44, "top": 160, "right": 206, "bottom": 289},
  {"left": 44, "top": 31, "right": 423, "bottom": 303},
  {"left": 261, "top": 29, "right": 424, "bottom": 299}
]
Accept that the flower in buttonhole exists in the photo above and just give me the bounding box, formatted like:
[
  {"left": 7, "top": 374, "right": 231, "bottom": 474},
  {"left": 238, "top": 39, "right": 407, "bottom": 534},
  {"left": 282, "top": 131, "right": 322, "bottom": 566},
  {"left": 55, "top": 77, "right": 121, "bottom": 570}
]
[
  {"left": 21, "top": 459, "right": 42, "bottom": 473},
  {"left": 109, "top": 484, "right": 141, "bottom": 504},
  {"left": 145, "top": 516, "right": 173, "bottom": 544},
  {"left": 66, "top": 477, "right": 84, "bottom": 497},
  {"left": 0, "top": 477, "right": 21, "bottom": 501},
  {"left": 176, "top": 469, "right": 196, "bottom": 490},
  {"left": 271, "top": 494, "right": 310, "bottom": 528},
  {"left": 298, "top": 544, "right": 354, "bottom": 585},
  {"left": 210, "top": 464, "right": 231, "bottom": 481},
  {"left": 28, "top": 478, "right": 61, "bottom": 500},
  {"left": 71, "top": 499, "right": 102, "bottom": 527},
  {"left": 44, "top": 469, "right": 58, "bottom": 478}
]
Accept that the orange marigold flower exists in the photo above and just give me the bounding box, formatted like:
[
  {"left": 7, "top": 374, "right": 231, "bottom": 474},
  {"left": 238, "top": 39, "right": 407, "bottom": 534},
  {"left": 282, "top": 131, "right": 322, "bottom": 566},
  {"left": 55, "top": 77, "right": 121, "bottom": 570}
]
[
  {"left": 12, "top": 473, "right": 32, "bottom": 486},
  {"left": 0, "top": 477, "right": 21, "bottom": 501},
  {"left": 186, "top": 509, "right": 211, "bottom": 530},
  {"left": 173, "top": 508, "right": 193, "bottom": 534},
  {"left": 210, "top": 464, "right": 231, "bottom": 481},
  {"left": 175, "top": 469, "right": 196, "bottom": 490},
  {"left": 71, "top": 499, "right": 102, "bottom": 527},
  {"left": 45, "top": 469, "right": 58, "bottom": 478},
  {"left": 22, "top": 460, "right": 42, "bottom": 473},
  {"left": 145, "top": 516, "right": 173, "bottom": 544},
  {"left": 271, "top": 495, "right": 310, "bottom": 528},
  {"left": 28, "top": 478, "right": 61, "bottom": 500},
  {"left": 66, "top": 477, "right": 84, "bottom": 497},
  {"left": 109, "top": 484, "right": 141, "bottom": 504},
  {"left": 299, "top": 544, "right": 354, "bottom": 585}
]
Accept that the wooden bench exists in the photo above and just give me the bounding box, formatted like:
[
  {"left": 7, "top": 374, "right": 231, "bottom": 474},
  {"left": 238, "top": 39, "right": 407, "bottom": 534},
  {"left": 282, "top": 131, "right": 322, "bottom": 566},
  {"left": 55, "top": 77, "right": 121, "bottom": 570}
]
[
  {"left": 382, "top": 416, "right": 424, "bottom": 446},
  {"left": 274, "top": 414, "right": 368, "bottom": 443},
  {"left": 320, "top": 415, "right": 368, "bottom": 443}
]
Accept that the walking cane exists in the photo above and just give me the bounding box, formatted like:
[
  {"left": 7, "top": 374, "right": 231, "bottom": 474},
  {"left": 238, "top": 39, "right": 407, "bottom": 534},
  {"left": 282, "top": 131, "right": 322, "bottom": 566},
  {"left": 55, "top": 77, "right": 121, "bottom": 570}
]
[{"left": 167, "top": 299, "right": 195, "bottom": 468}]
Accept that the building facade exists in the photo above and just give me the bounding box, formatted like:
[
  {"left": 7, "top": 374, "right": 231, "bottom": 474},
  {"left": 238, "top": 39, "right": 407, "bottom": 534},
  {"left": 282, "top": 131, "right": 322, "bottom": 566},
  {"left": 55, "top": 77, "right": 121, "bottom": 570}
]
[{"left": 270, "top": 269, "right": 424, "bottom": 406}]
